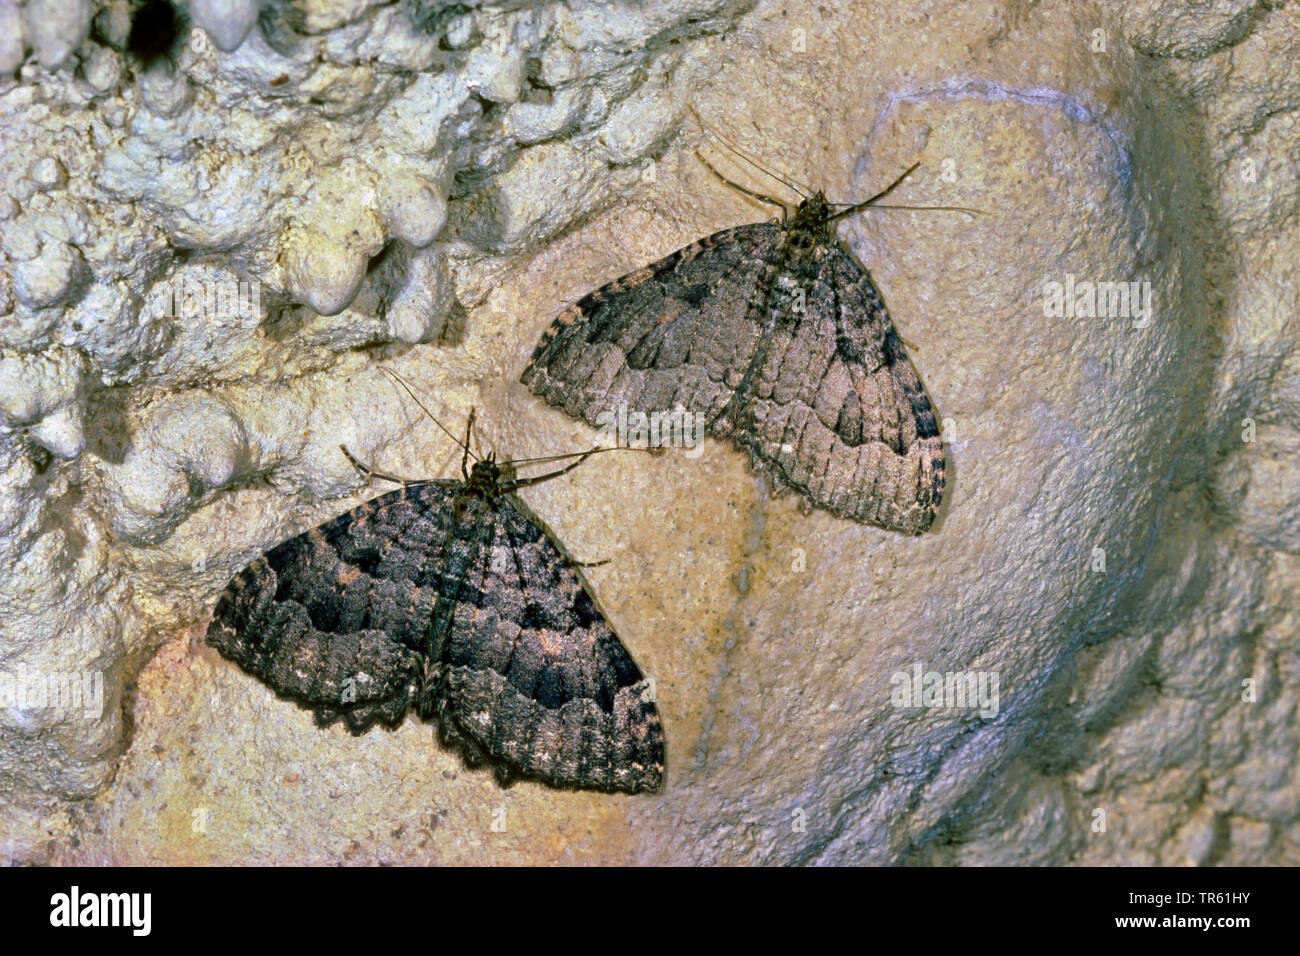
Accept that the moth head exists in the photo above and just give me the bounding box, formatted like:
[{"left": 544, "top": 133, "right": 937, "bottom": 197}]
[{"left": 787, "top": 191, "right": 834, "bottom": 249}]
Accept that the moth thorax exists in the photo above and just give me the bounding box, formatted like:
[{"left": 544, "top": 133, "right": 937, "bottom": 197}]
[
  {"left": 465, "top": 460, "right": 502, "bottom": 495},
  {"left": 786, "top": 197, "right": 833, "bottom": 252}
]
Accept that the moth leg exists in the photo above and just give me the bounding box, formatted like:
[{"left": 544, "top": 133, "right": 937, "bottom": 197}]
[
  {"left": 828, "top": 162, "right": 920, "bottom": 220},
  {"left": 695, "top": 151, "right": 788, "bottom": 220},
  {"left": 339, "top": 445, "right": 424, "bottom": 486},
  {"left": 461, "top": 408, "right": 476, "bottom": 480},
  {"left": 491, "top": 763, "right": 518, "bottom": 788},
  {"left": 342, "top": 703, "right": 385, "bottom": 734},
  {"left": 499, "top": 450, "right": 595, "bottom": 492}
]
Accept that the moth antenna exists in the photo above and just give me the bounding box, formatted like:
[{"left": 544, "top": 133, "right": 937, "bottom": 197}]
[
  {"left": 500, "top": 449, "right": 596, "bottom": 492},
  {"left": 502, "top": 443, "right": 660, "bottom": 492},
  {"left": 827, "top": 162, "right": 982, "bottom": 221},
  {"left": 689, "top": 105, "right": 813, "bottom": 199},
  {"left": 858, "top": 203, "right": 983, "bottom": 217},
  {"left": 509, "top": 444, "right": 652, "bottom": 467},
  {"left": 379, "top": 367, "right": 479, "bottom": 464},
  {"left": 826, "top": 162, "right": 919, "bottom": 220}
]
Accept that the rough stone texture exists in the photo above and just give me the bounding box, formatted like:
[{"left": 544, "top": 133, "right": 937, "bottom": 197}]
[{"left": 0, "top": 0, "right": 1297, "bottom": 864}]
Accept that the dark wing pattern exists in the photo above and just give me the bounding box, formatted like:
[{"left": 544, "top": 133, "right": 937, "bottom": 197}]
[
  {"left": 432, "top": 496, "right": 664, "bottom": 793},
  {"left": 207, "top": 483, "right": 442, "bottom": 733},
  {"left": 521, "top": 222, "right": 944, "bottom": 534},
  {"left": 521, "top": 223, "right": 781, "bottom": 425},
  {"left": 207, "top": 481, "right": 664, "bottom": 793},
  {"left": 731, "top": 246, "right": 943, "bottom": 533}
]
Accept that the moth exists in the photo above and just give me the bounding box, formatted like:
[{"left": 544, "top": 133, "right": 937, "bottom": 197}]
[
  {"left": 206, "top": 407, "right": 664, "bottom": 794},
  {"left": 521, "top": 143, "right": 955, "bottom": 534}
]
